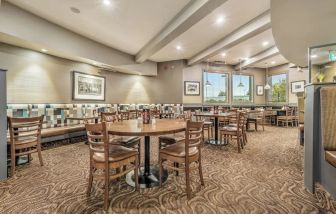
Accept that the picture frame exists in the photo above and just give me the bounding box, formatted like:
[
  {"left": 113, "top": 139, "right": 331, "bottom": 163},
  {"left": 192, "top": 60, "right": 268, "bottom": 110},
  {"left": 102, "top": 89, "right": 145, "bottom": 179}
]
[
  {"left": 184, "top": 81, "right": 200, "bottom": 96},
  {"left": 256, "top": 85, "right": 264, "bottom": 96},
  {"left": 72, "top": 71, "right": 106, "bottom": 101},
  {"left": 291, "top": 80, "right": 306, "bottom": 93}
]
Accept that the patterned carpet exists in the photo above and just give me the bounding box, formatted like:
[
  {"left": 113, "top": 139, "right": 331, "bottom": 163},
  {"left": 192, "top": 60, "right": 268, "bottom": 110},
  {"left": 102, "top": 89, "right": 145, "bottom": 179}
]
[{"left": 0, "top": 126, "right": 335, "bottom": 214}]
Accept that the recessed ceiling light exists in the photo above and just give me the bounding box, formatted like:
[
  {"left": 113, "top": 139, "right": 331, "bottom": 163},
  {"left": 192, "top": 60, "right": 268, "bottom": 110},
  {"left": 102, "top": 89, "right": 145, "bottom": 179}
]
[
  {"left": 70, "top": 7, "right": 80, "bottom": 14},
  {"left": 216, "top": 16, "right": 224, "bottom": 24},
  {"left": 103, "top": 0, "right": 111, "bottom": 6},
  {"left": 311, "top": 54, "right": 317, "bottom": 58},
  {"left": 221, "top": 52, "right": 226, "bottom": 57},
  {"left": 41, "top": 49, "right": 48, "bottom": 52},
  {"left": 262, "top": 41, "right": 269, "bottom": 46},
  {"left": 176, "top": 45, "right": 182, "bottom": 50},
  {"left": 271, "top": 61, "right": 275, "bottom": 64}
]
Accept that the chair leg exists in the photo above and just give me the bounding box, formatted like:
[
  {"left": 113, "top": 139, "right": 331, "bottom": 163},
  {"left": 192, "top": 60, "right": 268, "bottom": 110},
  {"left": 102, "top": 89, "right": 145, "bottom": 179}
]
[
  {"left": 87, "top": 163, "right": 94, "bottom": 196},
  {"left": 198, "top": 158, "right": 204, "bottom": 186},
  {"left": 175, "top": 162, "right": 179, "bottom": 176},
  {"left": 37, "top": 143, "right": 44, "bottom": 166},
  {"left": 135, "top": 156, "right": 139, "bottom": 190},
  {"left": 207, "top": 128, "right": 210, "bottom": 141},
  {"left": 185, "top": 161, "right": 191, "bottom": 199},
  {"left": 159, "top": 157, "right": 163, "bottom": 187},
  {"left": 104, "top": 166, "right": 110, "bottom": 211},
  {"left": 237, "top": 137, "right": 241, "bottom": 153},
  {"left": 11, "top": 147, "right": 15, "bottom": 177}
]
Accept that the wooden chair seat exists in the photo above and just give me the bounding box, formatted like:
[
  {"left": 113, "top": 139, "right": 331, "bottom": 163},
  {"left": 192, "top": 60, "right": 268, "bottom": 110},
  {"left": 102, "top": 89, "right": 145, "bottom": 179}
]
[
  {"left": 325, "top": 151, "right": 336, "bottom": 167},
  {"left": 93, "top": 145, "right": 138, "bottom": 162},
  {"left": 160, "top": 142, "right": 198, "bottom": 157},
  {"left": 220, "top": 126, "right": 237, "bottom": 132}
]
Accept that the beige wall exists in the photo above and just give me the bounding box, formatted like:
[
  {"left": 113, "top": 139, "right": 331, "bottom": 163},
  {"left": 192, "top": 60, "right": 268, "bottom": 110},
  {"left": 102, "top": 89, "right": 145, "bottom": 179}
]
[
  {"left": 0, "top": 43, "right": 183, "bottom": 104},
  {"left": 183, "top": 63, "right": 266, "bottom": 105},
  {"left": 269, "top": 63, "right": 309, "bottom": 104}
]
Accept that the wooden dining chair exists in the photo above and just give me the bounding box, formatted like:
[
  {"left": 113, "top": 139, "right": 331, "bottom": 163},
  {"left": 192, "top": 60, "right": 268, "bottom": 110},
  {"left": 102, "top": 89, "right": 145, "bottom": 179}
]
[
  {"left": 219, "top": 112, "right": 244, "bottom": 153},
  {"left": 195, "top": 110, "right": 213, "bottom": 142},
  {"left": 85, "top": 122, "right": 139, "bottom": 211},
  {"left": 8, "top": 115, "right": 44, "bottom": 176},
  {"left": 277, "top": 108, "right": 293, "bottom": 127},
  {"left": 159, "top": 120, "right": 204, "bottom": 199},
  {"left": 101, "top": 112, "right": 141, "bottom": 161}
]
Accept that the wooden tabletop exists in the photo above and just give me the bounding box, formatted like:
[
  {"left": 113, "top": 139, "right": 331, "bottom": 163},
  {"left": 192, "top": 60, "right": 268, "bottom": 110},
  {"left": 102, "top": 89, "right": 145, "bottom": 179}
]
[
  {"left": 195, "top": 112, "right": 234, "bottom": 117},
  {"left": 66, "top": 116, "right": 98, "bottom": 120},
  {"left": 106, "top": 119, "right": 186, "bottom": 136}
]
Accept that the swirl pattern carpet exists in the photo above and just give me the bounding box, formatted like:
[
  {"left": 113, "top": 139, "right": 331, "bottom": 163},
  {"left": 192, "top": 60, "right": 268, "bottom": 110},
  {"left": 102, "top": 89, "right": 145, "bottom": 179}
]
[{"left": 0, "top": 126, "right": 335, "bottom": 213}]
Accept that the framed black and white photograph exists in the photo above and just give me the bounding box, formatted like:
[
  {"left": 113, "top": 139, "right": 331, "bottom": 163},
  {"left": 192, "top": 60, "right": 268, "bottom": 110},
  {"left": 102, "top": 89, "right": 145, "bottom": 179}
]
[
  {"left": 184, "top": 81, "right": 200, "bottom": 96},
  {"left": 72, "top": 71, "right": 106, "bottom": 101},
  {"left": 256, "top": 85, "right": 264, "bottom": 96},
  {"left": 291, "top": 80, "right": 306, "bottom": 93}
]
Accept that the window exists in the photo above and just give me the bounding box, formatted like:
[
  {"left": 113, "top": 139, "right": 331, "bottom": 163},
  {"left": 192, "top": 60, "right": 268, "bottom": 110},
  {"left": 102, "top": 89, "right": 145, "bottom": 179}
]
[
  {"left": 268, "top": 73, "right": 287, "bottom": 103},
  {"left": 203, "top": 71, "right": 228, "bottom": 103},
  {"left": 232, "top": 74, "right": 254, "bottom": 103}
]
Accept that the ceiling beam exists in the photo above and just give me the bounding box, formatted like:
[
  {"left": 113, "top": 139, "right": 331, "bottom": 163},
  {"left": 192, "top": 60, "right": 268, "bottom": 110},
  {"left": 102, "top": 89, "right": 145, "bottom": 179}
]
[
  {"left": 135, "top": 0, "right": 227, "bottom": 63},
  {"left": 234, "top": 46, "right": 280, "bottom": 69},
  {"left": 188, "top": 10, "right": 271, "bottom": 65}
]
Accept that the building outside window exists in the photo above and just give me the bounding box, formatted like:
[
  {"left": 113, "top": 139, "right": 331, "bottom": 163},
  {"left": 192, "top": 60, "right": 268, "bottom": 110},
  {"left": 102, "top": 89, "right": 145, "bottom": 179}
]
[
  {"left": 203, "top": 71, "right": 228, "bottom": 103},
  {"left": 268, "top": 73, "right": 287, "bottom": 103},
  {"left": 232, "top": 74, "right": 254, "bottom": 103}
]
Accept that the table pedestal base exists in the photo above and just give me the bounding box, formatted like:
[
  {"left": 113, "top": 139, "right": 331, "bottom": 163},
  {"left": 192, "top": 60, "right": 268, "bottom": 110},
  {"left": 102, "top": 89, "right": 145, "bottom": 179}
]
[{"left": 126, "top": 166, "right": 168, "bottom": 188}]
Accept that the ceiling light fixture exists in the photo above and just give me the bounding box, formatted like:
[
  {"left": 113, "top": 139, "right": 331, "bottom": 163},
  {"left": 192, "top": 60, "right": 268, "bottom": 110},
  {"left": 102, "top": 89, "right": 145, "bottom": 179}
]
[
  {"left": 221, "top": 52, "right": 226, "bottom": 57},
  {"left": 41, "top": 49, "right": 48, "bottom": 52},
  {"left": 271, "top": 61, "right": 275, "bottom": 64},
  {"left": 216, "top": 16, "right": 224, "bottom": 24},
  {"left": 176, "top": 45, "right": 182, "bottom": 50},
  {"left": 103, "top": 0, "right": 111, "bottom": 6},
  {"left": 311, "top": 54, "right": 317, "bottom": 58},
  {"left": 262, "top": 41, "right": 269, "bottom": 46},
  {"left": 264, "top": 63, "right": 271, "bottom": 90}
]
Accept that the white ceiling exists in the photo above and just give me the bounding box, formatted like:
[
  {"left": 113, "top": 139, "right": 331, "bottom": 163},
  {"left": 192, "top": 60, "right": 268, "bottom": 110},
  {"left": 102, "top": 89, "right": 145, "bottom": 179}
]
[
  {"left": 7, "top": 0, "right": 191, "bottom": 55},
  {"left": 150, "top": 0, "right": 270, "bottom": 62},
  {"left": 6, "top": 0, "right": 289, "bottom": 68},
  {"left": 208, "top": 29, "right": 275, "bottom": 65},
  {"left": 252, "top": 54, "right": 288, "bottom": 68}
]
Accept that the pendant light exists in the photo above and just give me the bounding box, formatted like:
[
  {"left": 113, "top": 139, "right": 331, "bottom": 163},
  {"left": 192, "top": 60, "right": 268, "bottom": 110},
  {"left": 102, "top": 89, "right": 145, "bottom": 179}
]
[
  {"left": 264, "top": 62, "right": 271, "bottom": 90},
  {"left": 205, "top": 59, "right": 212, "bottom": 86},
  {"left": 237, "top": 59, "right": 244, "bottom": 87}
]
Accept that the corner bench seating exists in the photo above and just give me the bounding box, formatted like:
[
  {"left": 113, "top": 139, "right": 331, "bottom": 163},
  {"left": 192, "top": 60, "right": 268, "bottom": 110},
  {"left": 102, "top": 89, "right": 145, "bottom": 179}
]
[
  {"left": 7, "top": 124, "right": 86, "bottom": 144},
  {"left": 320, "top": 87, "right": 336, "bottom": 168}
]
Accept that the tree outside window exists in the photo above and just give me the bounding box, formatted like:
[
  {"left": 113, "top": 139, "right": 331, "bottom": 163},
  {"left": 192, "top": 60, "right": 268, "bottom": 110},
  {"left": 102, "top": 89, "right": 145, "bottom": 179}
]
[{"left": 268, "top": 74, "right": 287, "bottom": 103}]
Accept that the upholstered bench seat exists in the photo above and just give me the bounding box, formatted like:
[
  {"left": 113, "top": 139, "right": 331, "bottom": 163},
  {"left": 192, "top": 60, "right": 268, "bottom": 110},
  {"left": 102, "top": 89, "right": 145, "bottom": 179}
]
[
  {"left": 325, "top": 151, "right": 336, "bottom": 167},
  {"left": 7, "top": 124, "right": 86, "bottom": 144}
]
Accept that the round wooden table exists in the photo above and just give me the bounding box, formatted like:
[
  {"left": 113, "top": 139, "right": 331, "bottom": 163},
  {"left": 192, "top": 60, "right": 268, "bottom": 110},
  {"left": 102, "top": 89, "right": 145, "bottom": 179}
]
[
  {"left": 106, "top": 119, "right": 186, "bottom": 188},
  {"left": 194, "top": 112, "right": 234, "bottom": 145}
]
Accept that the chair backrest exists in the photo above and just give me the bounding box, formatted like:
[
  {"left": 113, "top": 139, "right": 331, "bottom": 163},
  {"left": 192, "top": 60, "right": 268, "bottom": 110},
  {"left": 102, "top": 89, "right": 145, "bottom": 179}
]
[
  {"left": 85, "top": 122, "right": 110, "bottom": 166},
  {"left": 321, "top": 87, "right": 336, "bottom": 151},
  {"left": 183, "top": 110, "right": 192, "bottom": 121},
  {"left": 185, "top": 120, "right": 204, "bottom": 156},
  {"left": 8, "top": 116, "right": 44, "bottom": 147},
  {"left": 129, "top": 110, "right": 139, "bottom": 119},
  {"left": 119, "top": 111, "right": 130, "bottom": 120},
  {"left": 101, "top": 112, "right": 118, "bottom": 123}
]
